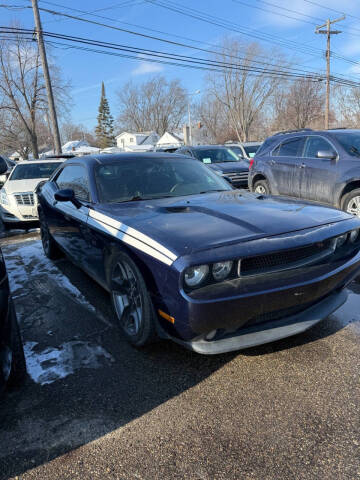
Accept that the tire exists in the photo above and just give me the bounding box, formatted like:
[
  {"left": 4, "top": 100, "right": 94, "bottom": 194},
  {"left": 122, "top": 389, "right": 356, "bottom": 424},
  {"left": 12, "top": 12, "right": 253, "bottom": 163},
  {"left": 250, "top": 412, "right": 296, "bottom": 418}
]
[
  {"left": 341, "top": 188, "right": 360, "bottom": 217},
  {"left": 253, "top": 179, "right": 271, "bottom": 195},
  {"left": 7, "top": 302, "right": 26, "bottom": 388},
  {"left": 39, "top": 212, "right": 62, "bottom": 259},
  {"left": 109, "top": 251, "right": 157, "bottom": 347}
]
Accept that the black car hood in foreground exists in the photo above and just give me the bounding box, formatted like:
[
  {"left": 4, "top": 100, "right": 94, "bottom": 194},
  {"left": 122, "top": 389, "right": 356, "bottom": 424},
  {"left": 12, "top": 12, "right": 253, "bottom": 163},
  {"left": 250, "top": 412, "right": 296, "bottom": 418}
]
[{"left": 96, "top": 191, "right": 352, "bottom": 257}]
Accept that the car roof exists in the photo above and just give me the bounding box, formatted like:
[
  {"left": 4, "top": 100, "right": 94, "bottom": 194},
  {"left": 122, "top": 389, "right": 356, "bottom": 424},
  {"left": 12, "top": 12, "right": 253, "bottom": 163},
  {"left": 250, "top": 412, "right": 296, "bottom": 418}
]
[
  {"left": 63, "top": 152, "right": 191, "bottom": 167},
  {"left": 184, "top": 145, "right": 231, "bottom": 150},
  {"left": 16, "top": 159, "right": 64, "bottom": 165}
]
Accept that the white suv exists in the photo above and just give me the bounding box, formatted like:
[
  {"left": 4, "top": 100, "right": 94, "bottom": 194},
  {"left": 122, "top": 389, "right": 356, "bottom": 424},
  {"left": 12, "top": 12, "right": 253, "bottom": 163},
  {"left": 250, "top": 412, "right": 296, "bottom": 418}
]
[{"left": 0, "top": 160, "right": 62, "bottom": 228}]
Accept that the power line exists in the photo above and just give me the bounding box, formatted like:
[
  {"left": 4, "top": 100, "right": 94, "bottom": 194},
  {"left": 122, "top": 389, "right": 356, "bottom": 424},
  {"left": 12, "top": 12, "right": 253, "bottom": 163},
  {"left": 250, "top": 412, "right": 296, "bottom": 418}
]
[
  {"left": 144, "top": 0, "right": 360, "bottom": 68},
  {"left": 1, "top": 26, "right": 359, "bottom": 88},
  {"left": 33, "top": 2, "right": 329, "bottom": 75},
  {"left": 4, "top": 1, "right": 358, "bottom": 77}
]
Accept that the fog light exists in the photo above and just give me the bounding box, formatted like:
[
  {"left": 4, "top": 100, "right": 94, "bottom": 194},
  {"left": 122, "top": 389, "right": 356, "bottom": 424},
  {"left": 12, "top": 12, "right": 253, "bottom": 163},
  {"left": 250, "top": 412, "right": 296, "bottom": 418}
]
[{"left": 205, "top": 329, "right": 217, "bottom": 340}]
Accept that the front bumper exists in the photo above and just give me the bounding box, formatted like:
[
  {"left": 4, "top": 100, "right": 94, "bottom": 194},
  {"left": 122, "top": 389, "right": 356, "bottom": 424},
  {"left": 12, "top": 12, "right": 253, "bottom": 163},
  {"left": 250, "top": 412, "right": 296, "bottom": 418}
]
[
  {"left": 173, "top": 289, "right": 347, "bottom": 354},
  {"left": 0, "top": 203, "right": 38, "bottom": 223},
  {"left": 162, "top": 247, "right": 360, "bottom": 354}
]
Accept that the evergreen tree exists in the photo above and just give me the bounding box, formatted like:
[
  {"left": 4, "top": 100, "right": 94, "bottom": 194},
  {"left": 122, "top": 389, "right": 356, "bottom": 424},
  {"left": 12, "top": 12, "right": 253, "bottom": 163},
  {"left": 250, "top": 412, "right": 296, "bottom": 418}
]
[{"left": 95, "top": 82, "right": 115, "bottom": 148}]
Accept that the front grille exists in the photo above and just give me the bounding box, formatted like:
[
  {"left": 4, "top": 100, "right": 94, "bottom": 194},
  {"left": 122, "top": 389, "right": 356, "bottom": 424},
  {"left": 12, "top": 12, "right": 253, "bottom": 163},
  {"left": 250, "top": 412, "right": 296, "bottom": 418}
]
[
  {"left": 225, "top": 171, "right": 248, "bottom": 183},
  {"left": 243, "top": 296, "right": 327, "bottom": 329},
  {"left": 240, "top": 241, "right": 332, "bottom": 276},
  {"left": 23, "top": 214, "right": 37, "bottom": 219},
  {"left": 14, "top": 193, "right": 34, "bottom": 206}
]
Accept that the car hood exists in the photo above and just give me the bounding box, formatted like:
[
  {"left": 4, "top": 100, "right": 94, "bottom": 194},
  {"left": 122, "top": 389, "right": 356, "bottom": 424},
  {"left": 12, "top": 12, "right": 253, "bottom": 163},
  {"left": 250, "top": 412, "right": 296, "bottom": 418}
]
[
  {"left": 4, "top": 178, "right": 46, "bottom": 194},
  {"left": 96, "top": 191, "right": 352, "bottom": 258},
  {"left": 208, "top": 161, "right": 248, "bottom": 173}
]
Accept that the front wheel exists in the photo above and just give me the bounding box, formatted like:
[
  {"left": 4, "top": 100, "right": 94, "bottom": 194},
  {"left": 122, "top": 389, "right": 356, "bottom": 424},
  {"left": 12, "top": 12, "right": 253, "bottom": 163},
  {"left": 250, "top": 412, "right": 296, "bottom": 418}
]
[
  {"left": 110, "top": 252, "right": 157, "bottom": 347},
  {"left": 253, "top": 179, "right": 271, "bottom": 195},
  {"left": 341, "top": 188, "right": 360, "bottom": 217},
  {"left": 39, "top": 212, "right": 62, "bottom": 259}
]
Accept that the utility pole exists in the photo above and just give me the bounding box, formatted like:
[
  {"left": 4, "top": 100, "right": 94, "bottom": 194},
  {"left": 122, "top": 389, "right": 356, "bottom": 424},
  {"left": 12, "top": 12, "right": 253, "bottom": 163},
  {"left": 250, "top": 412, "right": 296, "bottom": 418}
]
[
  {"left": 31, "top": 0, "right": 62, "bottom": 154},
  {"left": 315, "top": 16, "right": 345, "bottom": 130}
]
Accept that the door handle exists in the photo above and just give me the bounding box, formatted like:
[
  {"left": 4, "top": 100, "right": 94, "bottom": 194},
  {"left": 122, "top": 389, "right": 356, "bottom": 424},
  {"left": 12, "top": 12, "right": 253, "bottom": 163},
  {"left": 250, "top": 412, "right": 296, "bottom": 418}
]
[
  {"left": 269, "top": 159, "right": 276, "bottom": 165},
  {"left": 299, "top": 163, "right": 306, "bottom": 168}
]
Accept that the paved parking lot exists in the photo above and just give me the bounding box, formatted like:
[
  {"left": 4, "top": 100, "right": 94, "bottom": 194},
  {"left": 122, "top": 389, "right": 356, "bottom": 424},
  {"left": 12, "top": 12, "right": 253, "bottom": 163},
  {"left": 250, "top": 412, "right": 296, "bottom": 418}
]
[{"left": 0, "top": 227, "right": 359, "bottom": 480}]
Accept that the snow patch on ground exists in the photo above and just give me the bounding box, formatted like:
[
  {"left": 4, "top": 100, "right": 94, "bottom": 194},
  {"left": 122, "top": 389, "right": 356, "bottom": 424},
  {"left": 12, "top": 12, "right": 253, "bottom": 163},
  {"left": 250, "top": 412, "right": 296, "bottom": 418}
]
[
  {"left": 3, "top": 241, "right": 98, "bottom": 314},
  {"left": 24, "top": 340, "right": 114, "bottom": 385}
]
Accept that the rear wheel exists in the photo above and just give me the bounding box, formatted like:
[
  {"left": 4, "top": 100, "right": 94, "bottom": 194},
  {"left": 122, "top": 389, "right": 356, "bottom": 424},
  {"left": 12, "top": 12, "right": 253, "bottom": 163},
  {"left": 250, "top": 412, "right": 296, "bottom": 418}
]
[
  {"left": 110, "top": 252, "right": 157, "bottom": 347},
  {"left": 341, "top": 189, "right": 360, "bottom": 217},
  {"left": 253, "top": 179, "right": 271, "bottom": 195},
  {"left": 39, "top": 212, "right": 62, "bottom": 259}
]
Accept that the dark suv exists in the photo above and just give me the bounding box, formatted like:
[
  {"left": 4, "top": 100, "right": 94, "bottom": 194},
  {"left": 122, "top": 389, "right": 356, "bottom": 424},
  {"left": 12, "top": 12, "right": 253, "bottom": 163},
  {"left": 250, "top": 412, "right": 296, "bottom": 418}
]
[
  {"left": 249, "top": 128, "right": 360, "bottom": 216},
  {"left": 176, "top": 145, "right": 249, "bottom": 188}
]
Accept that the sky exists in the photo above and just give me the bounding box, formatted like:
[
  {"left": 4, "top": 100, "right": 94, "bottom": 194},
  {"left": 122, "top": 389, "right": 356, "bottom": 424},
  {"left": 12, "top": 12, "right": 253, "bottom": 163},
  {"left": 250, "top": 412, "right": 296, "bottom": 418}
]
[{"left": 2, "top": 0, "right": 360, "bottom": 132}]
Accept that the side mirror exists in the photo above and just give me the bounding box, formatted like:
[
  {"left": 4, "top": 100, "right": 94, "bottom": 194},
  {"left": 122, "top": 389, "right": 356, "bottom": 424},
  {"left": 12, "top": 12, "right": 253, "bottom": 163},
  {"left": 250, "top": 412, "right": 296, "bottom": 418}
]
[
  {"left": 0, "top": 158, "right": 7, "bottom": 175},
  {"left": 316, "top": 150, "right": 337, "bottom": 160},
  {"left": 54, "top": 188, "right": 82, "bottom": 209}
]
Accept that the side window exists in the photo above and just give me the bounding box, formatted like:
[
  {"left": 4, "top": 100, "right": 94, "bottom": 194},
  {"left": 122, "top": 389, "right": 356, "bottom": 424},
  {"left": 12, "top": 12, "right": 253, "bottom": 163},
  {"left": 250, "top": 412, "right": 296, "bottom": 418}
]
[
  {"left": 303, "top": 136, "right": 334, "bottom": 158},
  {"left": 273, "top": 137, "right": 305, "bottom": 157},
  {"left": 56, "top": 165, "right": 90, "bottom": 201}
]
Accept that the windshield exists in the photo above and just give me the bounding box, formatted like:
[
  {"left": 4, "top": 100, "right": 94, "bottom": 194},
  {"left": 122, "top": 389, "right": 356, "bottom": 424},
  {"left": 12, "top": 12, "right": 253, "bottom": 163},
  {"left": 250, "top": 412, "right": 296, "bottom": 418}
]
[
  {"left": 95, "top": 157, "right": 232, "bottom": 203},
  {"left": 244, "top": 144, "right": 261, "bottom": 158},
  {"left": 227, "top": 146, "right": 250, "bottom": 163},
  {"left": 333, "top": 132, "right": 360, "bottom": 157},
  {"left": 10, "top": 162, "right": 62, "bottom": 181},
  {"left": 194, "top": 148, "right": 240, "bottom": 163}
]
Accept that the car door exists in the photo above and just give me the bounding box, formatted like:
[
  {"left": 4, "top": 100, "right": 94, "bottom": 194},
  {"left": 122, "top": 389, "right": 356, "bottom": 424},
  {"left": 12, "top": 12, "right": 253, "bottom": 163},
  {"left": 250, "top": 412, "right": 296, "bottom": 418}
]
[
  {"left": 51, "top": 164, "right": 92, "bottom": 267},
  {"left": 299, "top": 135, "right": 339, "bottom": 204},
  {"left": 270, "top": 136, "right": 305, "bottom": 197}
]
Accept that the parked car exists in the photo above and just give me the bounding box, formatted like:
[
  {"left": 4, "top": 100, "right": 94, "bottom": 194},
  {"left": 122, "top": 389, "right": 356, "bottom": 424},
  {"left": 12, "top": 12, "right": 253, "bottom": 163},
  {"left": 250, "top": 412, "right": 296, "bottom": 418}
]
[
  {"left": 0, "top": 160, "right": 26, "bottom": 393},
  {"left": 226, "top": 141, "right": 262, "bottom": 160},
  {"left": 0, "top": 159, "right": 63, "bottom": 228},
  {"left": 249, "top": 128, "right": 360, "bottom": 217},
  {"left": 0, "top": 157, "right": 16, "bottom": 189},
  {"left": 176, "top": 145, "right": 249, "bottom": 188},
  {"left": 37, "top": 153, "right": 360, "bottom": 354}
]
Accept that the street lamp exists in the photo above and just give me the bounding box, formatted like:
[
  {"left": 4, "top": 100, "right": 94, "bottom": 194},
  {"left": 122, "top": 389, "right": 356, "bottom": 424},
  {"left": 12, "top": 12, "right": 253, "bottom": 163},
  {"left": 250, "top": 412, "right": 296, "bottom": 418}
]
[{"left": 187, "top": 90, "right": 200, "bottom": 145}]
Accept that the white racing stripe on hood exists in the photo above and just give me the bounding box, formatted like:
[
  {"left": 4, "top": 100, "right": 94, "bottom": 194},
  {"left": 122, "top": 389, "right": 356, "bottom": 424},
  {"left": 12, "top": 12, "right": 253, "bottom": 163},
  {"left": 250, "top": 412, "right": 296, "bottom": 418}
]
[
  {"left": 89, "top": 209, "right": 177, "bottom": 263},
  {"left": 87, "top": 216, "right": 174, "bottom": 266}
]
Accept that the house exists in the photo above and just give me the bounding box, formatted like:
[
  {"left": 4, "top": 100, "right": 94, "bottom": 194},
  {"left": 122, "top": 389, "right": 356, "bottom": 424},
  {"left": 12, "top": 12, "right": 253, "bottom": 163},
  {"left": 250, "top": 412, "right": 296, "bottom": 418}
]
[
  {"left": 41, "top": 140, "right": 100, "bottom": 158},
  {"left": 115, "top": 131, "right": 159, "bottom": 149},
  {"left": 156, "top": 131, "right": 184, "bottom": 149}
]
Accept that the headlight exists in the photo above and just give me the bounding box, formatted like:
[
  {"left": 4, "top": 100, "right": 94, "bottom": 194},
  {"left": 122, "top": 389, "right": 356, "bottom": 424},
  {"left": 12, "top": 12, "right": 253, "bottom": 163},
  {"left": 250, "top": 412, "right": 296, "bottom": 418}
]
[
  {"left": 184, "top": 265, "right": 209, "bottom": 287},
  {"left": 349, "top": 229, "right": 360, "bottom": 243},
  {"left": 0, "top": 190, "right": 8, "bottom": 205},
  {"left": 212, "top": 261, "right": 233, "bottom": 281},
  {"left": 335, "top": 233, "right": 348, "bottom": 248}
]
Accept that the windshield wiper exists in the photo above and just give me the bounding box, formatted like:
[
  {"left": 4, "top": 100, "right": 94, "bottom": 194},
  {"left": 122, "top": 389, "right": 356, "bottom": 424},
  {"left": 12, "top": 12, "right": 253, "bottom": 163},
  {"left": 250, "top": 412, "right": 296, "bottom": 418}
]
[
  {"left": 128, "top": 195, "right": 144, "bottom": 201},
  {"left": 349, "top": 146, "right": 360, "bottom": 157},
  {"left": 199, "top": 189, "right": 228, "bottom": 194}
]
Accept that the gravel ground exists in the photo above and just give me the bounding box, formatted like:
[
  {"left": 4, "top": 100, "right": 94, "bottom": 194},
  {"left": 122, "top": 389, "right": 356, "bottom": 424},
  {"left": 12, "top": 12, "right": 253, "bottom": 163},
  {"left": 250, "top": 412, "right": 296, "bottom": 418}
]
[{"left": 0, "top": 227, "right": 359, "bottom": 480}]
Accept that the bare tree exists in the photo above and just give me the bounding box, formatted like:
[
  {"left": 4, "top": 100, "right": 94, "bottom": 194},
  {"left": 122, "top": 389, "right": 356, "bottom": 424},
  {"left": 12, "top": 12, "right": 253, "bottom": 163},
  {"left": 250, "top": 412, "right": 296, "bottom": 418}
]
[
  {"left": 207, "top": 39, "right": 286, "bottom": 142},
  {"left": 195, "top": 94, "right": 236, "bottom": 144},
  {"left": 116, "top": 76, "right": 187, "bottom": 135},
  {"left": 273, "top": 78, "right": 324, "bottom": 130},
  {"left": 0, "top": 25, "right": 71, "bottom": 158},
  {"left": 334, "top": 85, "right": 360, "bottom": 127},
  {"left": 60, "top": 121, "right": 97, "bottom": 145}
]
